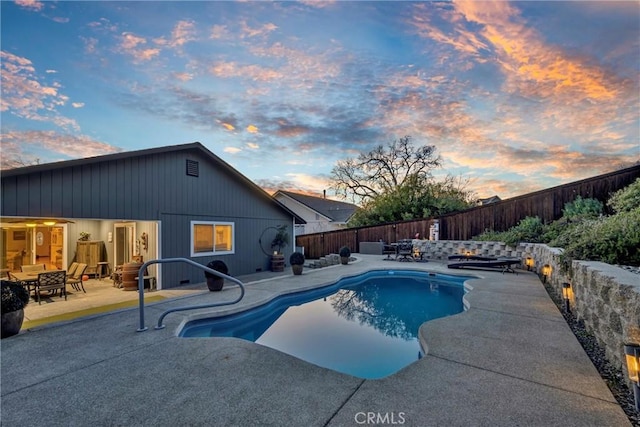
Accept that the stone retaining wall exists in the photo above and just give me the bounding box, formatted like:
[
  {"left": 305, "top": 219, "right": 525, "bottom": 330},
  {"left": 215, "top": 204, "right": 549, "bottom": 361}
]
[
  {"left": 412, "top": 239, "right": 640, "bottom": 389},
  {"left": 412, "top": 239, "right": 526, "bottom": 260}
]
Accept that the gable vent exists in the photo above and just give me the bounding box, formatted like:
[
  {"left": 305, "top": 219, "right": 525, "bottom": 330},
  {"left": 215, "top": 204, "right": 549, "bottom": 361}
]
[{"left": 186, "top": 159, "right": 199, "bottom": 177}]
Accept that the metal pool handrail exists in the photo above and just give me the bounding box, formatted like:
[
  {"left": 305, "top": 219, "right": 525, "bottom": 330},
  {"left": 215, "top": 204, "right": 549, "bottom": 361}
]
[{"left": 134, "top": 258, "right": 245, "bottom": 332}]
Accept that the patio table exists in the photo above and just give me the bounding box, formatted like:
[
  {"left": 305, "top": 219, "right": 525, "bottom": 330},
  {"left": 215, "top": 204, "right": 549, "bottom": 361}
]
[
  {"left": 10, "top": 271, "right": 41, "bottom": 284},
  {"left": 10, "top": 270, "right": 64, "bottom": 292}
]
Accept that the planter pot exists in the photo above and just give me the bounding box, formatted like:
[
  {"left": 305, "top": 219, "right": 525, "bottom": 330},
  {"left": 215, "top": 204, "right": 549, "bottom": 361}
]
[
  {"left": 271, "top": 254, "right": 285, "bottom": 272},
  {"left": 291, "top": 264, "right": 303, "bottom": 275},
  {"left": 122, "top": 261, "right": 143, "bottom": 291},
  {"left": 341, "top": 257, "right": 349, "bottom": 265},
  {"left": 206, "top": 277, "right": 224, "bottom": 292},
  {"left": 1, "top": 309, "right": 24, "bottom": 338}
]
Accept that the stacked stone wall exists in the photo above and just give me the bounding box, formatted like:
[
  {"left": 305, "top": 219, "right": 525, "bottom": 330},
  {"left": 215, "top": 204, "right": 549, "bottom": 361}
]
[{"left": 412, "top": 239, "right": 526, "bottom": 261}]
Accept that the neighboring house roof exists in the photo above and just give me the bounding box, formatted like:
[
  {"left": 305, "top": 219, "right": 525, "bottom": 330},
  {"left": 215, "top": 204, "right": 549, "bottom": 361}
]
[
  {"left": 478, "top": 195, "right": 502, "bottom": 205},
  {"left": 273, "top": 190, "right": 359, "bottom": 224},
  {"left": 1, "top": 142, "right": 305, "bottom": 224}
]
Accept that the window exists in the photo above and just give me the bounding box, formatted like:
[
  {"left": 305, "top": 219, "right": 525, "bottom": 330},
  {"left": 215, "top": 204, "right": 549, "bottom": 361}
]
[{"left": 191, "top": 221, "right": 234, "bottom": 256}]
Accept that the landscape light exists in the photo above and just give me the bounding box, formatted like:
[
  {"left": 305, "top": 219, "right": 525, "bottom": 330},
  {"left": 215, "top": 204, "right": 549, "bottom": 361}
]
[
  {"left": 562, "top": 282, "right": 571, "bottom": 313},
  {"left": 541, "top": 264, "right": 551, "bottom": 283},
  {"left": 525, "top": 256, "right": 534, "bottom": 271},
  {"left": 623, "top": 343, "right": 640, "bottom": 412}
]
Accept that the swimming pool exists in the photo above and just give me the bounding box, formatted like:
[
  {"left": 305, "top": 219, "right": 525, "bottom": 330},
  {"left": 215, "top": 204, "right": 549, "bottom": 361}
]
[{"left": 180, "top": 270, "right": 470, "bottom": 379}]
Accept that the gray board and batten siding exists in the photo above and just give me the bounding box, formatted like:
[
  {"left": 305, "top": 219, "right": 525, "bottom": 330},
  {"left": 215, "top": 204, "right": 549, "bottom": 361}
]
[{"left": 1, "top": 142, "right": 304, "bottom": 288}]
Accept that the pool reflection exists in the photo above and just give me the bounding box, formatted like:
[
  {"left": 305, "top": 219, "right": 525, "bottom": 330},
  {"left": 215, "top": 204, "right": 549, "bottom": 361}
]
[{"left": 181, "top": 271, "right": 467, "bottom": 379}]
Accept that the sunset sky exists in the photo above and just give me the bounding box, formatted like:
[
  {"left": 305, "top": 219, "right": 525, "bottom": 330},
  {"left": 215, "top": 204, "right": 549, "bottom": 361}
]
[{"left": 1, "top": 0, "right": 638, "bottom": 201}]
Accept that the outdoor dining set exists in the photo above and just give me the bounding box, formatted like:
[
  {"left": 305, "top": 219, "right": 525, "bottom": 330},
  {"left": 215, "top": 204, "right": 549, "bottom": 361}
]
[{"left": 8, "top": 262, "right": 88, "bottom": 305}]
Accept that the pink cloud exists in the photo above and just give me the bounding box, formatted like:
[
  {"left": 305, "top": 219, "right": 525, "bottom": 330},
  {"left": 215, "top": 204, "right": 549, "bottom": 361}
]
[
  {"left": 0, "top": 130, "right": 121, "bottom": 170},
  {"left": 15, "top": 0, "right": 44, "bottom": 12},
  {"left": 1, "top": 51, "right": 79, "bottom": 131}
]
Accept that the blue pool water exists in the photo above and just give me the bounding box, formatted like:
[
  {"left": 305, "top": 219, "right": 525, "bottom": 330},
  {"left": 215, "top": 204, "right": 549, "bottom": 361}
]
[{"left": 180, "top": 270, "right": 469, "bottom": 379}]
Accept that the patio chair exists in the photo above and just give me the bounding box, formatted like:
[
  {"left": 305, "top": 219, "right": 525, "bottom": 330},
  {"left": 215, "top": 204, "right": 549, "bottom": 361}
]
[
  {"left": 67, "top": 262, "right": 79, "bottom": 277},
  {"left": 34, "top": 270, "right": 67, "bottom": 304},
  {"left": 66, "top": 263, "right": 87, "bottom": 293},
  {"left": 112, "top": 265, "right": 123, "bottom": 288},
  {"left": 17, "top": 264, "right": 46, "bottom": 293},
  {"left": 21, "top": 264, "right": 46, "bottom": 273},
  {"left": 396, "top": 239, "right": 414, "bottom": 262},
  {"left": 380, "top": 240, "right": 396, "bottom": 260}
]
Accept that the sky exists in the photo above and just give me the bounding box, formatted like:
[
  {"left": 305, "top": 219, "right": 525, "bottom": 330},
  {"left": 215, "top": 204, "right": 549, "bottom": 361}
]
[{"left": 1, "top": 0, "right": 638, "bottom": 202}]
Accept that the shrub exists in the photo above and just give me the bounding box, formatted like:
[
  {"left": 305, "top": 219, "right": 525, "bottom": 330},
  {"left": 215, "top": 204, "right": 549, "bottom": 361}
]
[
  {"left": 339, "top": 246, "right": 351, "bottom": 258},
  {"left": 541, "top": 218, "right": 569, "bottom": 244},
  {"left": 560, "top": 208, "right": 640, "bottom": 267},
  {"left": 608, "top": 178, "right": 640, "bottom": 213},
  {"left": 472, "top": 229, "right": 507, "bottom": 242},
  {"left": 1, "top": 280, "right": 30, "bottom": 313},
  {"left": 473, "top": 217, "right": 545, "bottom": 247},
  {"left": 507, "top": 216, "right": 545, "bottom": 246},
  {"left": 547, "top": 220, "right": 580, "bottom": 248},
  {"left": 289, "top": 251, "right": 305, "bottom": 265},
  {"left": 562, "top": 196, "right": 603, "bottom": 221}
]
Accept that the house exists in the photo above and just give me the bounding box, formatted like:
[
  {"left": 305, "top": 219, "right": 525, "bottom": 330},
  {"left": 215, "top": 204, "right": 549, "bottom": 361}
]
[
  {"left": 273, "top": 190, "right": 359, "bottom": 235},
  {"left": 477, "top": 195, "right": 502, "bottom": 206},
  {"left": 0, "top": 142, "right": 304, "bottom": 289}
]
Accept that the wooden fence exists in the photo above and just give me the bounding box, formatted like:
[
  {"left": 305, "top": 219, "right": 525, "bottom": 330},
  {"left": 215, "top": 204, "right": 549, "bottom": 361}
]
[{"left": 296, "top": 165, "right": 640, "bottom": 259}]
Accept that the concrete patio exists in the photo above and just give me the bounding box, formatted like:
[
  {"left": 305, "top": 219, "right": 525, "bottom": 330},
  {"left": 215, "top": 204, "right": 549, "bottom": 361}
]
[{"left": 0, "top": 255, "right": 631, "bottom": 426}]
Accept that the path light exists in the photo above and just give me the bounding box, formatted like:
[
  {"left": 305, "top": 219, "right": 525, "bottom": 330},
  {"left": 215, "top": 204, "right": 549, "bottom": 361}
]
[
  {"left": 623, "top": 343, "right": 640, "bottom": 411},
  {"left": 542, "top": 264, "right": 551, "bottom": 283},
  {"left": 562, "top": 282, "right": 571, "bottom": 313},
  {"left": 525, "top": 256, "right": 534, "bottom": 271}
]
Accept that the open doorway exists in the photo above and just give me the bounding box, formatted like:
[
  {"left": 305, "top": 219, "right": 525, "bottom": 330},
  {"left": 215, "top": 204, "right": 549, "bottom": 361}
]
[
  {"left": 34, "top": 225, "right": 66, "bottom": 270},
  {"left": 114, "top": 222, "right": 136, "bottom": 266}
]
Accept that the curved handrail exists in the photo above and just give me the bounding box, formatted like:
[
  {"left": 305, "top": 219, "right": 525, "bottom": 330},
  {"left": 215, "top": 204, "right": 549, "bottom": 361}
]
[{"left": 134, "top": 258, "right": 245, "bottom": 332}]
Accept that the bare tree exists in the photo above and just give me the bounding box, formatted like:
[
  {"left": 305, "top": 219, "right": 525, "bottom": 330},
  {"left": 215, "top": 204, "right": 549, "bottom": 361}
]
[
  {"left": 0, "top": 157, "right": 40, "bottom": 170},
  {"left": 330, "top": 136, "right": 441, "bottom": 203}
]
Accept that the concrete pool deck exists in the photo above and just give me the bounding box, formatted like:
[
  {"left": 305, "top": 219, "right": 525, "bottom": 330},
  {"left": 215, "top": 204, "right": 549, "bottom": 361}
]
[{"left": 1, "top": 255, "right": 631, "bottom": 426}]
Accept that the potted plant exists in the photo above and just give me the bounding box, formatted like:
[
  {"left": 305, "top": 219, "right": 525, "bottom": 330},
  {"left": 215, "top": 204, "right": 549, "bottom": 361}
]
[
  {"left": 1, "top": 280, "right": 30, "bottom": 338},
  {"left": 270, "top": 225, "right": 289, "bottom": 272},
  {"left": 204, "top": 260, "right": 228, "bottom": 292},
  {"left": 270, "top": 225, "right": 290, "bottom": 254},
  {"left": 78, "top": 232, "right": 91, "bottom": 241},
  {"left": 339, "top": 246, "right": 351, "bottom": 265},
  {"left": 289, "top": 251, "right": 305, "bottom": 275}
]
